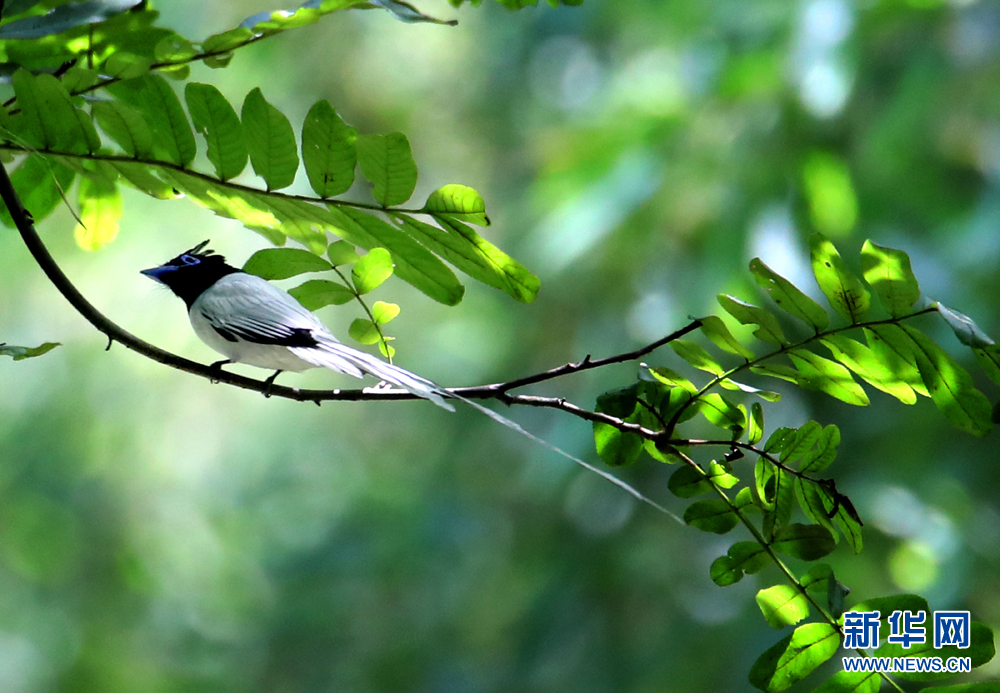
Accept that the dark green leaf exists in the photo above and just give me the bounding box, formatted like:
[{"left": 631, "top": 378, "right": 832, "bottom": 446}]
[
  {"left": 748, "top": 623, "right": 839, "bottom": 692},
  {"left": 302, "top": 100, "right": 357, "bottom": 198},
  {"left": 106, "top": 74, "right": 197, "bottom": 166},
  {"left": 834, "top": 503, "right": 863, "bottom": 553},
  {"left": 710, "top": 541, "right": 770, "bottom": 586},
  {"left": 718, "top": 294, "right": 788, "bottom": 345},
  {"left": 0, "top": 0, "right": 140, "bottom": 39},
  {"left": 202, "top": 27, "right": 254, "bottom": 53},
  {"left": 668, "top": 465, "right": 711, "bottom": 498},
  {"left": 763, "top": 468, "right": 795, "bottom": 540},
  {"left": 243, "top": 247, "right": 332, "bottom": 280},
  {"left": 809, "top": 232, "right": 870, "bottom": 323},
  {"left": 771, "top": 524, "right": 836, "bottom": 560},
  {"left": 810, "top": 669, "right": 881, "bottom": 693},
  {"left": 937, "top": 302, "right": 995, "bottom": 349},
  {"left": 423, "top": 184, "right": 490, "bottom": 226},
  {"left": 779, "top": 421, "right": 823, "bottom": 465},
  {"left": 327, "top": 240, "right": 360, "bottom": 266},
  {"left": 750, "top": 258, "right": 829, "bottom": 330},
  {"left": 975, "top": 345, "right": 1000, "bottom": 387},
  {"left": 288, "top": 279, "right": 355, "bottom": 309},
  {"left": 699, "top": 315, "right": 755, "bottom": 359},
  {"left": 0, "top": 155, "right": 75, "bottom": 227},
  {"left": 902, "top": 325, "right": 992, "bottom": 436},
  {"left": 789, "top": 349, "right": 869, "bottom": 406},
  {"left": 748, "top": 403, "right": 764, "bottom": 444},
  {"left": 351, "top": 247, "right": 394, "bottom": 294},
  {"left": 241, "top": 87, "right": 299, "bottom": 190},
  {"left": 596, "top": 385, "right": 640, "bottom": 418},
  {"left": 11, "top": 69, "right": 99, "bottom": 153},
  {"left": 92, "top": 100, "right": 153, "bottom": 158},
  {"left": 102, "top": 52, "right": 153, "bottom": 79},
  {"left": 0, "top": 342, "right": 60, "bottom": 360},
  {"left": 794, "top": 479, "right": 839, "bottom": 541},
  {"left": 860, "top": 240, "right": 920, "bottom": 318},
  {"left": 756, "top": 584, "right": 810, "bottom": 628},
  {"left": 185, "top": 82, "right": 247, "bottom": 181},
  {"left": 356, "top": 132, "right": 417, "bottom": 206},
  {"left": 763, "top": 427, "right": 795, "bottom": 455},
  {"left": 593, "top": 421, "right": 643, "bottom": 467},
  {"left": 684, "top": 499, "right": 739, "bottom": 534}
]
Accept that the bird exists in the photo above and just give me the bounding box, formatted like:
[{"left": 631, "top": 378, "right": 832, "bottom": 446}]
[{"left": 140, "top": 240, "right": 454, "bottom": 410}]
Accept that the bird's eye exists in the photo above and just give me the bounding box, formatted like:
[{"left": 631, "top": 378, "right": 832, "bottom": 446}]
[{"left": 179, "top": 254, "right": 201, "bottom": 266}]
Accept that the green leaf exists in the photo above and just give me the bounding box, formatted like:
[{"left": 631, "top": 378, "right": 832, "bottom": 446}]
[
  {"left": 748, "top": 403, "right": 764, "bottom": 444},
  {"left": 185, "top": 82, "right": 247, "bottom": 181},
  {"left": 348, "top": 318, "right": 381, "bottom": 345},
  {"left": 106, "top": 74, "right": 197, "bottom": 166},
  {"left": 718, "top": 294, "right": 788, "bottom": 345},
  {"left": 241, "top": 87, "right": 299, "bottom": 190},
  {"left": 810, "top": 670, "right": 881, "bottom": 693},
  {"left": 771, "top": 523, "right": 836, "bottom": 560},
  {"left": 860, "top": 240, "right": 920, "bottom": 318},
  {"left": 763, "top": 428, "right": 795, "bottom": 455},
  {"left": 797, "top": 424, "right": 839, "bottom": 473},
  {"left": 61, "top": 66, "right": 100, "bottom": 94},
  {"left": 803, "top": 151, "right": 858, "bottom": 236},
  {"left": 865, "top": 324, "right": 928, "bottom": 397},
  {"left": 106, "top": 160, "right": 178, "bottom": 199},
  {"left": 699, "top": 315, "right": 755, "bottom": 359},
  {"left": 102, "top": 52, "right": 153, "bottom": 79},
  {"left": 750, "top": 363, "right": 800, "bottom": 384},
  {"left": 779, "top": 421, "right": 823, "bottom": 465},
  {"left": 596, "top": 385, "right": 640, "bottom": 418},
  {"left": 902, "top": 325, "right": 993, "bottom": 436},
  {"left": 975, "top": 345, "right": 1000, "bottom": 387},
  {"left": 821, "top": 333, "right": 917, "bottom": 404},
  {"left": 788, "top": 349, "right": 869, "bottom": 406},
  {"left": 351, "top": 247, "right": 394, "bottom": 294},
  {"left": 402, "top": 214, "right": 540, "bottom": 303},
  {"left": 74, "top": 174, "right": 123, "bottom": 251},
  {"left": 91, "top": 100, "right": 154, "bottom": 158},
  {"left": 710, "top": 541, "right": 771, "bottom": 586},
  {"left": 760, "top": 467, "right": 795, "bottom": 540},
  {"left": 684, "top": 499, "right": 740, "bottom": 534},
  {"left": 243, "top": 247, "right": 332, "bottom": 280},
  {"left": 11, "top": 69, "right": 99, "bottom": 154},
  {"left": 875, "top": 621, "right": 995, "bottom": 682},
  {"left": 834, "top": 502, "right": 864, "bottom": 553},
  {"left": 356, "top": 132, "right": 418, "bottom": 206},
  {"left": 749, "top": 623, "right": 839, "bottom": 692},
  {"left": 424, "top": 184, "right": 490, "bottom": 226},
  {"left": 327, "top": 240, "right": 360, "bottom": 266},
  {"left": 698, "top": 393, "right": 746, "bottom": 432},
  {"left": 644, "top": 366, "right": 697, "bottom": 393},
  {"left": 0, "top": 342, "right": 60, "bottom": 360},
  {"left": 288, "top": 279, "right": 355, "bottom": 310},
  {"left": 668, "top": 465, "right": 712, "bottom": 498},
  {"left": 809, "top": 233, "right": 870, "bottom": 323},
  {"left": 302, "top": 100, "right": 357, "bottom": 198},
  {"left": 0, "top": 155, "right": 75, "bottom": 227},
  {"left": 202, "top": 26, "right": 255, "bottom": 53},
  {"left": 756, "top": 584, "right": 810, "bottom": 629},
  {"left": 593, "top": 421, "right": 643, "bottom": 467},
  {"left": 670, "top": 339, "right": 726, "bottom": 376},
  {"left": 332, "top": 207, "right": 464, "bottom": 306},
  {"left": 750, "top": 258, "right": 829, "bottom": 330},
  {"left": 155, "top": 34, "right": 199, "bottom": 62},
  {"left": 937, "top": 302, "right": 995, "bottom": 349},
  {"left": 371, "top": 301, "right": 400, "bottom": 325},
  {"left": 794, "top": 479, "right": 839, "bottom": 540}
]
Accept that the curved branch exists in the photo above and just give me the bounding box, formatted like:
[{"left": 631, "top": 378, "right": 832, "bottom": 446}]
[{"left": 1, "top": 160, "right": 691, "bottom": 413}]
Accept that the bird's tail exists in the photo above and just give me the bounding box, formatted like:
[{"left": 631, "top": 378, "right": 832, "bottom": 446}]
[{"left": 291, "top": 337, "right": 455, "bottom": 411}]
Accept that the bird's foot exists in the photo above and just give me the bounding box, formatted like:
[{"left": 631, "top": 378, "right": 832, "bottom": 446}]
[
  {"left": 262, "top": 370, "right": 283, "bottom": 398},
  {"left": 208, "top": 359, "right": 232, "bottom": 384}
]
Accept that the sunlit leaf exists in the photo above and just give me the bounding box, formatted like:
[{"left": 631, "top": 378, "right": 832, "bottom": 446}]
[
  {"left": 821, "top": 333, "right": 917, "bottom": 404},
  {"left": 302, "top": 100, "right": 357, "bottom": 198},
  {"left": 749, "top": 623, "right": 839, "bottom": 692},
  {"left": 698, "top": 393, "right": 746, "bottom": 431},
  {"left": 864, "top": 324, "right": 928, "bottom": 397},
  {"left": 242, "top": 87, "right": 299, "bottom": 190},
  {"left": 750, "top": 258, "right": 829, "bottom": 330},
  {"left": 700, "top": 315, "right": 755, "bottom": 359},
  {"left": 901, "top": 326, "right": 992, "bottom": 436},
  {"left": 351, "top": 246, "right": 394, "bottom": 294},
  {"left": 0, "top": 342, "right": 60, "bottom": 360},
  {"left": 348, "top": 317, "right": 381, "bottom": 345},
  {"left": 718, "top": 294, "right": 788, "bottom": 345},
  {"left": 670, "top": 339, "right": 726, "bottom": 376},
  {"left": 371, "top": 300, "right": 400, "bottom": 325},
  {"left": 423, "top": 184, "right": 490, "bottom": 226},
  {"left": 860, "top": 240, "right": 920, "bottom": 318},
  {"left": 788, "top": 349, "right": 869, "bottom": 406},
  {"left": 809, "top": 233, "right": 870, "bottom": 323},
  {"left": 74, "top": 174, "right": 123, "bottom": 251},
  {"left": 748, "top": 403, "right": 764, "bottom": 444},
  {"left": 756, "top": 584, "right": 810, "bottom": 629}
]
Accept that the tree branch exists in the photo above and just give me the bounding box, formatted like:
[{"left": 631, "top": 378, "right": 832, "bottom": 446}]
[{"left": 1, "top": 159, "right": 692, "bottom": 414}]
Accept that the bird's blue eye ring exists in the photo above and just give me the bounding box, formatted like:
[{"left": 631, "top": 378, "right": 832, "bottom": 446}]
[{"left": 179, "top": 254, "right": 201, "bottom": 266}]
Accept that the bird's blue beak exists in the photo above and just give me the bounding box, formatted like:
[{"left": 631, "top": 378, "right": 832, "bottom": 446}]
[{"left": 140, "top": 264, "right": 176, "bottom": 284}]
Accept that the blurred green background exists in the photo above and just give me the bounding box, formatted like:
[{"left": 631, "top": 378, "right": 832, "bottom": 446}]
[{"left": 2, "top": 0, "right": 999, "bottom": 690}]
